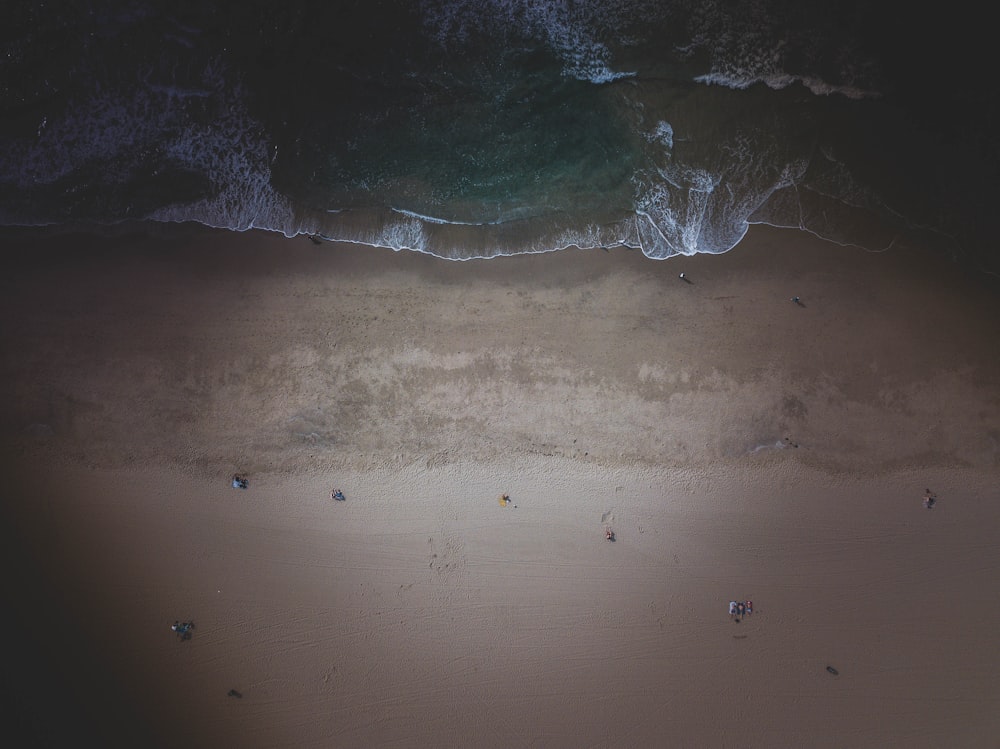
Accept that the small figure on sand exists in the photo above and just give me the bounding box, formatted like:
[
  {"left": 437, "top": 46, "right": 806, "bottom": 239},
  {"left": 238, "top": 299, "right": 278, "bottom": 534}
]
[
  {"left": 499, "top": 493, "right": 510, "bottom": 507},
  {"left": 729, "top": 601, "right": 738, "bottom": 618},
  {"left": 679, "top": 272, "right": 692, "bottom": 284},
  {"left": 227, "top": 689, "right": 243, "bottom": 699},
  {"left": 791, "top": 296, "right": 803, "bottom": 306},
  {"left": 232, "top": 474, "right": 249, "bottom": 490},
  {"left": 605, "top": 527, "right": 615, "bottom": 542},
  {"left": 923, "top": 489, "right": 937, "bottom": 509},
  {"left": 331, "top": 488, "right": 346, "bottom": 501},
  {"left": 171, "top": 621, "right": 195, "bottom": 641}
]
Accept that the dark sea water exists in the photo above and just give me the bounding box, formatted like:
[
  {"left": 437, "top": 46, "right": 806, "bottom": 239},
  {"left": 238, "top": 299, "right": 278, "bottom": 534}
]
[{"left": 2, "top": 1, "right": 997, "bottom": 270}]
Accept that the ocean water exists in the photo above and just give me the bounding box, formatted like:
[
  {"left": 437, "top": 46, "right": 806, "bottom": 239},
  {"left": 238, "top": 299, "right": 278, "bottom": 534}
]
[{"left": 1, "top": 0, "right": 997, "bottom": 268}]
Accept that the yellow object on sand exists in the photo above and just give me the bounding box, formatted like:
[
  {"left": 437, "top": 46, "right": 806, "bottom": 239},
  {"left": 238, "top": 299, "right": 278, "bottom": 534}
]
[{"left": 498, "top": 494, "right": 509, "bottom": 507}]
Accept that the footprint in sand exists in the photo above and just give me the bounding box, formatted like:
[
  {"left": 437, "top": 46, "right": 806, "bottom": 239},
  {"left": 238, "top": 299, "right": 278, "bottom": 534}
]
[
  {"left": 427, "top": 536, "right": 464, "bottom": 574},
  {"left": 601, "top": 510, "right": 615, "bottom": 525}
]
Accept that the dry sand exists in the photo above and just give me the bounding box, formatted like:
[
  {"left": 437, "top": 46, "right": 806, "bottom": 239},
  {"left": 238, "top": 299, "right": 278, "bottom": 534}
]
[{"left": 1, "top": 225, "right": 999, "bottom": 748}]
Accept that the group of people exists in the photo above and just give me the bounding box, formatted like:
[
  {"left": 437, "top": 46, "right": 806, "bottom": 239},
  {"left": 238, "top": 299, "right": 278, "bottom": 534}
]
[
  {"left": 728, "top": 600, "right": 753, "bottom": 620},
  {"left": 171, "top": 621, "right": 195, "bottom": 641}
]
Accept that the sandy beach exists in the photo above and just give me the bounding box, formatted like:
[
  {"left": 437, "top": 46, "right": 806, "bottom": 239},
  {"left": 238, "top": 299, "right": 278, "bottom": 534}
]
[{"left": 2, "top": 225, "right": 999, "bottom": 748}]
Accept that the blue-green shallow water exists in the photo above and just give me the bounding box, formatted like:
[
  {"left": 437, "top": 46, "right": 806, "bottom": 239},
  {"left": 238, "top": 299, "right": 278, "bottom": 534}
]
[{"left": 1, "top": 1, "right": 996, "bottom": 271}]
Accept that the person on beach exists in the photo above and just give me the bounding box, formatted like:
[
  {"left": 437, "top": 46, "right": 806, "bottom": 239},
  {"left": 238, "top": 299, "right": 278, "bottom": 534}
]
[
  {"left": 605, "top": 527, "right": 615, "bottom": 541},
  {"left": 332, "top": 488, "right": 345, "bottom": 501},
  {"left": 729, "top": 601, "right": 738, "bottom": 618},
  {"left": 171, "top": 621, "right": 194, "bottom": 641},
  {"left": 745, "top": 600, "right": 753, "bottom": 616},
  {"left": 736, "top": 602, "right": 746, "bottom": 619},
  {"left": 232, "top": 474, "right": 249, "bottom": 489},
  {"left": 923, "top": 489, "right": 936, "bottom": 509}
]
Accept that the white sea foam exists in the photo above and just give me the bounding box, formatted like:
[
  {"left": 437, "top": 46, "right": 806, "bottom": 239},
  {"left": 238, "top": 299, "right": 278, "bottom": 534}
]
[
  {"left": 695, "top": 71, "right": 879, "bottom": 100},
  {"left": 391, "top": 207, "right": 504, "bottom": 226},
  {"left": 419, "top": 0, "right": 638, "bottom": 83},
  {"left": 684, "top": 0, "right": 882, "bottom": 100},
  {"left": 0, "top": 48, "right": 299, "bottom": 232},
  {"left": 646, "top": 121, "right": 674, "bottom": 151}
]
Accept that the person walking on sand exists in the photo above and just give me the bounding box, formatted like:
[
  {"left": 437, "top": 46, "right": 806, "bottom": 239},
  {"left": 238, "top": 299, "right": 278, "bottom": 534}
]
[
  {"left": 729, "top": 601, "right": 738, "bottom": 618},
  {"left": 923, "top": 489, "right": 936, "bottom": 509}
]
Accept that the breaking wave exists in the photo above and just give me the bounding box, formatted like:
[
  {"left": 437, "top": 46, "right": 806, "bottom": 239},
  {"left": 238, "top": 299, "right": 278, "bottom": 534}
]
[{"left": 0, "top": 0, "right": 994, "bottom": 267}]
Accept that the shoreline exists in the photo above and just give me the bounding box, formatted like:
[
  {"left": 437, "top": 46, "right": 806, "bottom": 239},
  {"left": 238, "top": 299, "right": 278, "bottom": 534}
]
[
  {"left": 2, "top": 223, "right": 999, "bottom": 746},
  {"left": 3, "top": 223, "right": 997, "bottom": 476},
  {"left": 4, "top": 216, "right": 999, "bottom": 281}
]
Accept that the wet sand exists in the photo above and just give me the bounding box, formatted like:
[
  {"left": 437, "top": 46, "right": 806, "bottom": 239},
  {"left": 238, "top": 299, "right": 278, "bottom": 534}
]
[{"left": 2, "top": 225, "right": 999, "bottom": 747}]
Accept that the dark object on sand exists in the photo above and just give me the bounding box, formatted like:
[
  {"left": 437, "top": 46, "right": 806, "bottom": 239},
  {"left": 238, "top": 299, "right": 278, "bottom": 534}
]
[
  {"left": 923, "top": 488, "right": 937, "bottom": 509},
  {"left": 791, "top": 296, "right": 804, "bottom": 306},
  {"left": 826, "top": 666, "right": 839, "bottom": 676},
  {"left": 232, "top": 474, "right": 249, "bottom": 489},
  {"left": 331, "top": 489, "right": 346, "bottom": 501},
  {"left": 309, "top": 235, "right": 322, "bottom": 245},
  {"left": 605, "top": 528, "right": 615, "bottom": 542},
  {"left": 171, "top": 621, "right": 195, "bottom": 641},
  {"left": 227, "top": 689, "right": 243, "bottom": 699}
]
